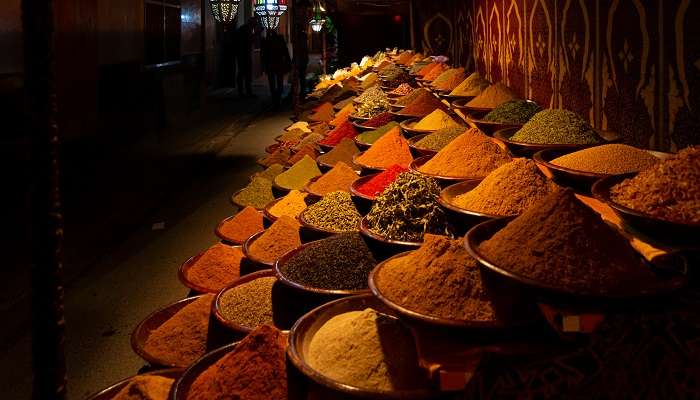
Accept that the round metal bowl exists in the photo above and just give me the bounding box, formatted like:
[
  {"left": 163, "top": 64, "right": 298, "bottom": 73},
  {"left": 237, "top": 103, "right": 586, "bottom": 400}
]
[{"left": 287, "top": 294, "right": 439, "bottom": 399}]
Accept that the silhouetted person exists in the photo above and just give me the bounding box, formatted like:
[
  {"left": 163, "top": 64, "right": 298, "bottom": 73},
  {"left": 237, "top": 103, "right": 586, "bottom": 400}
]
[
  {"left": 261, "top": 29, "right": 291, "bottom": 107},
  {"left": 233, "top": 18, "right": 255, "bottom": 97},
  {"left": 295, "top": 28, "right": 309, "bottom": 96}
]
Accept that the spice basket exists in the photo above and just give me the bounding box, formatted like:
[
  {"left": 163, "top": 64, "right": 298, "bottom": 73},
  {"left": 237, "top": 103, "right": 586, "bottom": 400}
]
[
  {"left": 242, "top": 230, "right": 280, "bottom": 270},
  {"left": 351, "top": 120, "right": 375, "bottom": 132},
  {"left": 348, "top": 113, "right": 371, "bottom": 123},
  {"left": 358, "top": 217, "right": 422, "bottom": 259},
  {"left": 348, "top": 174, "right": 377, "bottom": 214},
  {"left": 449, "top": 99, "right": 493, "bottom": 117},
  {"left": 388, "top": 110, "right": 413, "bottom": 121},
  {"left": 298, "top": 209, "right": 358, "bottom": 242},
  {"left": 85, "top": 368, "right": 184, "bottom": 400},
  {"left": 368, "top": 252, "right": 507, "bottom": 329},
  {"left": 287, "top": 294, "right": 441, "bottom": 399},
  {"left": 406, "top": 135, "right": 439, "bottom": 158},
  {"left": 464, "top": 218, "right": 688, "bottom": 300},
  {"left": 178, "top": 244, "right": 243, "bottom": 294},
  {"left": 409, "top": 156, "right": 481, "bottom": 188},
  {"left": 469, "top": 118, "right": 524, "bottom": 136},
  {"left": 352, "top": 136, "right": 373, "bottom": 151},
  {"left": 301, "top": 176, "right": 326, "bottom": 201},
  {"left": 533, "top": 148, "right": 674, "bottom": 193},
  {"left": 437, "top": 180, "right": 500, "bottom": 232},
  {"left": 215, "top": 214, "right": 266, "bottom": 245},
  {"left": 170, "top": 342, "right": 239, "bottom": 400},
  {"left": 229, "top": 188, "right": 267, "bottom": 211},
  {"left": 131, "top": 295, "right": 221, "bottom": 368},
  {"left": 592, "top": 174, "right": 700, "bottom": 248},
  {"left": 493, "top": 127, "right": 620, "bottom": 157},
  {"left": 213, "top": 269, "right": 279, "bottom": 335},
  {"left": 399, "top": 119, "right": 440, "bottom": 137},
  {"left": 439, "top": 94, "right": 474, "bottom": 103},
  {"left": 271, "top": 180, "right": 293, "bottom": 198},
  {"left": 273, "top": 243, "right": 372, "bottom": 298}
]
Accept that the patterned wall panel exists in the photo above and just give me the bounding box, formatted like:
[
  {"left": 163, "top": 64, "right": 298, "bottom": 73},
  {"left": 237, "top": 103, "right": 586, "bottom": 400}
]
[{"left": 414, "top": 0, "right": 698, "bottom": 150}]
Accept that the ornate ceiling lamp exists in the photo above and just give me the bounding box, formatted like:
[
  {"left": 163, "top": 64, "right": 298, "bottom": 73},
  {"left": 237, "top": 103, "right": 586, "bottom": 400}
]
[
  {"left": 255, "top": 0, "right": 288, "bottom": 30},
  {"left": 210, "top": 0, "right": 240, "bottom": 24}
]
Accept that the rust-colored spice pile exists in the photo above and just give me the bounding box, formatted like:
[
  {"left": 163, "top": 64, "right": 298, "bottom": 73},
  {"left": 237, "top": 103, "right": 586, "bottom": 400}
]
[
  {"left": 187, "top": 325, "right": 288, "bottom": 400},
  {"left": 355, "top": 127, "right": 413, "bottom": 169},
  {"left": 401, "top": 93, "right": 446, "bottom": 117},
  {"left": 268, "top": 190, "right": 308, "bottom": 219},
  {"left": 479, "top": 189, "right": 656, "bottom": 293},
  {"left": 143, "top": 294, "right": 214, "bottom": 367},
  {"left": 186, "top": 243, "right": 243, "bottom": 292},
  {"left": 112, "top": 375, "right": 174, "bottom": 400},
  {"left": 376, "top": 234, "right": 496, "bottom": 321},
  {"left": 452, "top": 158, "right": 557, "bottom": 215},
  {"left": 248, "top": 216, "right": 302, "bottom": 263},
  {"left": 611, "top": 146, "right": 700, "bottom": 224},
  {"left": 218, "top": 206, "right": 264, "bottom": 243},
  {"left": 466, "top": 82, "right": 520, "bottom": 108},
  {"left": 418, "top": 128, "right": 511, "bottom": 178},
  {"left": 308, "top": 162, "right": 359, "bottom": 195}
]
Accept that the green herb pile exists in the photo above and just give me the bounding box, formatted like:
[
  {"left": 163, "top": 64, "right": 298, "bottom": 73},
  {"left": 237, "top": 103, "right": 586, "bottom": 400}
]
[
  {"left": 365, "top": 172, "right": 453, "bottom": 242},
  {"left": 511, "top": 109, "right": 601, "bottom": 144},
  {"left": 414, "top": 126, "right": 465, "bottom": 150},
  {"left": 483, "top": 100, "right": 541, "bottom": 124}
]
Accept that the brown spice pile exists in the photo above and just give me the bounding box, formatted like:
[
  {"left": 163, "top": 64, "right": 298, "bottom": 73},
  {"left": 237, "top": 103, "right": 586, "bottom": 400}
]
[
  {"left": 187, "top": 243, "right": 243, "bottom": 292},
  {"left": 418, "top": 128, "right": 511, "bottom": 178},
  {"left": 248, "top": 216, "right": 302, "bottom": 263},
  {"left": 394, "top": 88, "right": 429, "bottom": 106},
  {"left": 143, "top": 294, "right": 214, "bottom": 367},
  {"left": 552, "top": 144, "right": 659, "bottom": 175},
  {"left": 112, "top": 375, "right": 174, "bottom": 400},
  {"left": 401, "top": 93, "right": 446, "bottom": 117},
  {"left": 258, "top": 148, "right": 291, "bottom": 167},
  {"left": 308, "top": 162, "right": 359, "bottom": 195},
  {"left": 452, "top": 158, "right": 557, "bottom": 215},
  {"left": 611, "top": 146, "right": 700, "bottom": 224},
  {"left": 218, "top": 206, "right": 264, "bottom": 243},
  {"left": 316, "top": 138, "right": 359, "bottom": 168},
  {"left": 286, "top": 145, "right": 319, "bottom": 166},
  {"left": 187, "top": 325, "right": 288, "bottom": 400},
  {"left": 479, "top": 189, "right": 655, "bottom": 293},
  {"left": 466, "top": 82, "right": 520, "bottom": 108},
  {"left": 377, "top": 234, "right": 496, "bottom": 321},
  {"left": 268, "top": 190, "right": 308, "bottom": 219}
]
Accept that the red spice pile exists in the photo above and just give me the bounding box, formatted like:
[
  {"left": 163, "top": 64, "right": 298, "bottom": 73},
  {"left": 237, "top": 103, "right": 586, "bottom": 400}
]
[
  {"left": 362, "top": 112, "right": 395, "bottom": 128},
  {"left": 401, "top": 93, "right": 446, "bottom": 117},
  {"left": 319, "top": 121, "right": 358, "bottom": 146},
  {"left": 356, "top": 164, "right": 408, "bottom": 197},
  {"left": 187, "top": 325, "right": 288, "bottom": 400}
]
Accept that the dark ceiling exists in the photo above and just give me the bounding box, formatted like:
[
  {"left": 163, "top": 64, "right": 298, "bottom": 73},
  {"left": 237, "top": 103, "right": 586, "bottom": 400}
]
[{"left": 329, "top": 0, "right": 410, "bottom": 15}]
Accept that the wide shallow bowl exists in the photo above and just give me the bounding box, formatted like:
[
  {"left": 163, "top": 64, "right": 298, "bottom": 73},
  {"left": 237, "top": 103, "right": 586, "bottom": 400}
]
[
  {"left": 352, "top": 135, "right": 374, "bottom": 151},
  {"left": 288, "top": 294, "right": 439, "bottom": 399},
  {"left": 437, "top": 180, "right": 500, "bottom": 229},
  {"left": 86, "top": 369, "right": 183, "bottom": 400},
  {"left": 242, "top": 230, "right": 278, "bottom": 269},
  {"left": 399, "top": 119, "right": 439, "bottom": 137},
  {"left": 348, "top": 113, "right": 371, "bottom": 123},
  {"left": 439, "top": 93, "right": 474, "bottom": 102},
  {"left": 302, "top": 176, "right": 327, "bottom": 200},
  {"left": 534, "top": 148, "right": 674, "bottom": 192},
  {"left": 464, "top": 218, "right": 688, "bottom": 299},
  {"left": 351, "top": 120, "right": 375, "bottom": 132},
  {"left": 450, "top": 99, "right": 493, "bottom": 116},
  {"left": 131, "top": 296, "right": 206, "bottom": 368},
  {"left": 407, "top": 134, "right": 438, "bottom": 157},
  {"left": 178, "top": 244, "right": 243, "bottom": 294},
  {"left": 299, "top": 208, "right": 359, "bottom": 242},
  {"left": 213, "top": 269, "right": 277, "bottom": 335},
  {"left": 592, "top": 174, "right": 700, "bottom": 248},
  {"left": 229, "top": 188, "right": 268, "bottom": 211},
  {"left": 359, "top": 216, "right": 422, "bottom": 255},
  {"left": 494, "top": 127, "right": 621, "bottom": 157},
  {"left": 352, "top": 151, "right": 390, "bottom": 175},
  {"left": 368, "top": 252, "right": 506, "bottom": 329},
  {"left": 271, "top": 180, "right": 293, "bottom": 198},
  {"left": 388, "top": 109, "right": 414, "bottom": 121},
  {"left": 171, "top": 342, "right": 239, "bottom": 400},
  {"left": 409, "top": 155, "right": 479, "bottom": 187},
  {"left": 470, "top": 119, "right": 524, "bottom": 136},
  {"left": 215, "top": 214, "right": 264, "bottom": 245},
  {"left": 317, "top": 142, "right": 335, "bottom": 153},
  {"left": 274, "top": 242, "right": 372, "bottom": 297},
  {"left": 348, "top": 174, "right": 378, "bottom": 213}
]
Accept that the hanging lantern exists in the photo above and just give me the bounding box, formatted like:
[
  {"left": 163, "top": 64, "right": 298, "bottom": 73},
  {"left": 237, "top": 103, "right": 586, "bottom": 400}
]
[
  {"left": 210, "top": 0, "right": 240, "bottom": 24},
  {"left": 309, "top": 1, "right": 325, "bottom": 33},
  {"left": 255, "top": 0, "right": 288, "bottom": 30}
]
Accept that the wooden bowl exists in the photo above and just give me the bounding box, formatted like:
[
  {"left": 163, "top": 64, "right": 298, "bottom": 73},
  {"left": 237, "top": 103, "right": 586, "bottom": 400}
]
[
  {"left": 407, "top": 134, "right": 439, "bottom": 158},
  {"left": 178, "top": 244, "right": 243, "bottom": 294},
  {"left": 299, "top": 208, "right": 359, "bottom": 241},
  {"left": 352, "top": 152, "right": 390, "bottom": 175},
  {"left": 287, "top": 294, "right": 439, "bottom": 399},
  {"left": 274, "top": 242, "right": 372, "bottom": 297},
  {"left": 439, "top": 94, "right": 474, "bottom": 102},
  {"left": 368, "top": 252, "right": 506, "bottom": 329},
  {"left": 464, "top": 218, "right": 688, "bottom": 299},
  {"left": 396, "top": 108, "right": 436, "bottom": 119},
  {"left": 213, "top": 269, "right": 277, "bottom": 335},
  {"left": 170, "top": 342, "right": 239, "bottom": 400},
  {"left": 131, "top": 296, "right": 207, "bottom": 368},
  {"left": 494, "top": 127, "right": 621, "bottom": 157},
  {"left": 316, "top": 155, "right": 360, "bottom": 172},
  {"left": 262, "top": 197, "right": 283, "bottom": 223},
  {"left": 348, "top": 113, "right": 371, "bottom": 123},
  {"left": 271, "top": 180, "right": 292, "bottom": 198},
  {"left": 450, "top": 99, "right": 493, "bottom": 116},
  {"left": 470, "top": 119, "right": 524, "bottom": 136},
  {"left": 86, "top": 369, "right": 183, "bottom": 400},
  {"left": 409, "top": 155, "right": 478, "bottom": 187},
  {"left": 348, "top": 174, "right": 378, "bottom": 213},
  {"left": 358, "top": 216, "right": 422, "bottom": 255},
  {"left": 388, "top": 109, "right": 414, "bottom": 121},
  {"left": 351, "top": 120, "right": 375, "bottom": 132},
  {"left": 592, "top": 174, "right": 700, "bottom": 248},
  {"left": 534, "top": 148, "right": 673, "bottom": 192},
  {"left": 302, "top": 176, "right": 326, "bottom": 200},
  {"left": 317, "top": 142, "right": 335, "bottom": 153},
  {"left": 242, "top": 230, "right": 278, "bottom": 269},
  {"left": 352, "top": 135, "right": 374, "bottom": 151},
  {"left": 215, "top": 214, "right": 264, "bottom": 245},
  {"left": 229, "top": 188, "right": 269, "bottom": 211},
  {"left": 399, "top": 119, "right": 438, "bottom": 137},
  {"left": 437, "top": 180, "right": 501, "bottom": 230}
]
